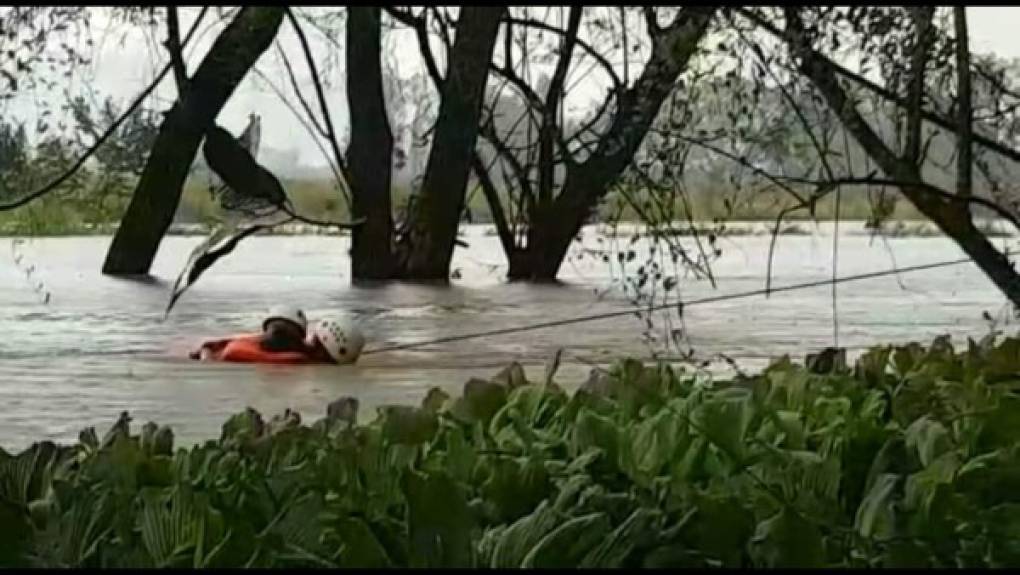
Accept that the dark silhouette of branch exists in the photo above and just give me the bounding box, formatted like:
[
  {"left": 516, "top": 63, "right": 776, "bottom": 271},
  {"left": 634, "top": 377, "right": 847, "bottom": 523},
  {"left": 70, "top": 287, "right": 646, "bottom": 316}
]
[
  {"left": 737, "top": 7, "right": 1020, "bottom": 166},
  {"left": 641, "top": 6, "right": 660, "bottom": 35},
  {"left": 478, "top": 119, "right": 536, "bottom": 217},
  {"left": 904, "top": 7, "right": 935, "bottom": 166},
  {"left": 471, "top": 154, "right": 515, "bottom": 256},
  {"left": 383, "top": 6, "right": 417, "bottom": 27},
  {"left": 275, "top": 43, "right": 327, "bottom": 138},
  {"left": 791, "top": 176, "right": 1020, "bottom": 231},
  {"left": 673, "top": 124, "right": 1020, "bottom": 233},
  {"left": 284, "top": 8, "right": 352, "bottom": 199},
  {"left": 731, "top": 19, "right": 838, "bottom": 183},
  {"left": 539, "top": 6, "right": 582, "bottom": 209},
  {"left": 393, "top": 8, "right": 443, "bottom": 88},
  {"left": 280, "top": 205, "right": 364, "bottom": 230},
  {"left": 505, "top": 15, "right": 624, "bottom": 96},
  {"left": 250, "top": 67, "right": 344, "bottom": 189},
  {"left": 973, "top": 60, "right": 1020, "bottom": 102},
  {"left": 954, "top": 7, "right": 973, "bottom": 200},
  {"left": 165, "top": 6, "right": 189, "bottom": 93},
  {"left": 0, "top": 7, "right": 209, "bottom": 212}
]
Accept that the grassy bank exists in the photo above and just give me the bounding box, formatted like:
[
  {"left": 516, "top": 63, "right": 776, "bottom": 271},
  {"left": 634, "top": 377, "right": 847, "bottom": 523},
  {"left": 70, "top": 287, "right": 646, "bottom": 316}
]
[
  {"left": 2, "top": 334, "right": 1019, "bottom": 567},
  {"left": 0, "top": 176, "right": 943, "bottom": 237}
]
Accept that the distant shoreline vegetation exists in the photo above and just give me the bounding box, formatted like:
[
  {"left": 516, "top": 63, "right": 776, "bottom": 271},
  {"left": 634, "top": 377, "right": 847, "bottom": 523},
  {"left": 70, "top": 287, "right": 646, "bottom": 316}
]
[
  {"left": 0, "top": 176, "right": 1014, "bottom": 238},
  {"left": 0, "top": 219, "right": 1014, "bottom": 239}
]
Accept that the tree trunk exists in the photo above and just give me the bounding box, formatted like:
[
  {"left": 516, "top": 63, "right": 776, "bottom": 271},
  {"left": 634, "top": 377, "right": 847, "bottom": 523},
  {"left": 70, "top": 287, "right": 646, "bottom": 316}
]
[
  {"left": 505, "top": 8, "right": 715, "bottom": 281},
  {"left": 347, "top": 6, "right": 395, "bottom": 280},
  {"left": 102, "top": 7, "right": 284, "bottom": 275},
  {"left": 395, "top": 6, "right": 504, "bottom": 280}
]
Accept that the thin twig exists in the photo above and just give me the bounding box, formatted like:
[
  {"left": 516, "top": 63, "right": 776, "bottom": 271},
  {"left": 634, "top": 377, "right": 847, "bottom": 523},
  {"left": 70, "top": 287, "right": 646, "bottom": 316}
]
[
  {"left": 284, "top": 7, "right": 352, "bottom": 207},
  {"left": 737, "top": 6, "right": 1020, "bottom": 166},
  {"left": 275, "top": 42, "right": 328, "bottom": 138},
  {"left": 250, "top": 67, "right": 345, "bottom": 191}
]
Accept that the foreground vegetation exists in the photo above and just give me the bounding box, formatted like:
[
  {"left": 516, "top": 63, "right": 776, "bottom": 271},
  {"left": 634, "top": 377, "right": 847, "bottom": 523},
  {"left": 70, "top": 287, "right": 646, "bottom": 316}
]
[{"left": 2, "top": 334, "right": 1020, "bottom": 567}]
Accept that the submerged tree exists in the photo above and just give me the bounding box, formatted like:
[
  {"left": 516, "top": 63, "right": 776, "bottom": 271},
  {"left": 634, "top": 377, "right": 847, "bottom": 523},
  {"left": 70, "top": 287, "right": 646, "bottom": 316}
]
[
  {"left": 726, "top": 6, "right": 1020, "bottom": 307},
  {"left": 102, "top": 7, "right": 285, "bottom": 275}
]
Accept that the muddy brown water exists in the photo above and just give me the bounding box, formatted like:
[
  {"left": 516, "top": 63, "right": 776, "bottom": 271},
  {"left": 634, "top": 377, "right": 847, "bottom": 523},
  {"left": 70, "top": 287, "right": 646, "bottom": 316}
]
[{"left": 0, "top": 222, "right": 1013, "bottom": 450}]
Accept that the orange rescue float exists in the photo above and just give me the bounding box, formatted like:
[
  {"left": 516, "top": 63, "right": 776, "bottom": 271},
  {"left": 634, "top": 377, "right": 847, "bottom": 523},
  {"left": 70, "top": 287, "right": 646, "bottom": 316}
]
[{"left": 202, "top": 334, "right": 318, "bottom": 364}]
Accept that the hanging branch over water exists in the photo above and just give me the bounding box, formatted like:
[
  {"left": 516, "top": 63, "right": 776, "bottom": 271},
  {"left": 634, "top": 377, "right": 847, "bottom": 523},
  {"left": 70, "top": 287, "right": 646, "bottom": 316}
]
[{"left": 165, "top": 123, "right": 366, "bottom": 316}]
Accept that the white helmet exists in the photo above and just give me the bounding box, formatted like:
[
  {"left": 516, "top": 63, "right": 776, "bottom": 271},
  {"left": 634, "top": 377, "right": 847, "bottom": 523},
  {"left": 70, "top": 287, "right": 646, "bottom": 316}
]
[
  {"left": 263, "top": 305, "right": 308, "bottom": 332},
  {"left": 311, "top": 319, "right": 365, "bottom": 364}
]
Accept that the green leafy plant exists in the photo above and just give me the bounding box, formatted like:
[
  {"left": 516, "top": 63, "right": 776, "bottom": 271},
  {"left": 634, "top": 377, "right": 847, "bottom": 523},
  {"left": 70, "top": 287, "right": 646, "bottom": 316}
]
[{"left": 2, "top": 334, "right": 1020, "bottom": 567}]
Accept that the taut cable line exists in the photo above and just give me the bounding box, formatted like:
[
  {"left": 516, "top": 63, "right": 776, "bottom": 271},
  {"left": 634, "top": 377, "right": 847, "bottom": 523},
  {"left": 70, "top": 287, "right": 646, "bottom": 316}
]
[{"left": 363, "top": 255, "right": 980, "bottom": 355}]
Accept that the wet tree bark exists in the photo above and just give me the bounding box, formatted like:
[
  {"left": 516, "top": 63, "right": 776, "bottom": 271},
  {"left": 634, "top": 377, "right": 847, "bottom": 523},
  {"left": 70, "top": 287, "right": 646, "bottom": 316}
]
[
  {"left": 394, "top": 6, "right": 504, "bottom": 280},
  {"left": 347, "top": 6, "right": 395, "bottom": 280},
  {"left": 102, "top": 7, "right": 284, "bottom": 276},
  {"left": 504, "top": 8, "right": 715, "bottom": 281}
]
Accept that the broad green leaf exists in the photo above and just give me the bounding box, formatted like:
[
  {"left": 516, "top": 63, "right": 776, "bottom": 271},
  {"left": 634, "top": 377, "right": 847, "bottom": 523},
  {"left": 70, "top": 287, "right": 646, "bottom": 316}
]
[
  {"left": 621, "top": 407, "right": 679, "bottom": 482},
  {"left": 420, "top": 387, "right": 450, "bottom": 414},
  {"left": 486, "top": 500, "right": 561, "bottom": 568},
  {"left": 140, "top": 488, "right": 206, "bottom": 568},
  {"left": 480, "top": 456, "right": 550, "bottom": 523},
  {"left": 452, "top": 379, "right": 508, "bottom": 425},
  {"left": 751, "top": 507, "right": 824, "bottom": 568},
  {"left": 0, "top": 500, "right": 30, "bottom": 566},
  {"left": 982, "top": 338, "right": 1020, "bottom": 383},
  {"left": 220, "top": 408, "right": 265, "bottom": 444},
  {"left": 522, "top": 512, "right": 610, "bottom": 568},
  {"left": 854, "top": 473, "right": 899, "bottom": 540},
  {"left": 379, "top": 406, "right": 438, "bottom": 446},
  {"left": 688, "top": 495, "right": 754, "bottom": 567},
  {"left": 491, "top": 362, "right": 529, "bottom": 389},
  {"left": 571, "top": 409, "right": 620, "bottom": 469},
  {"left": 904, "top": 416, "right": 951, "bottom": 468},
  {"left": 693, "top": 391, "right": 752, "bottom": 463},
  {"left": 977, "top": 395, "right": 1020, "bottom": 449},
  {"left": 854, "top": 345, "right": 892, "bottom": 387},
  {"left": 772, "top": 409, "right": 805, "bottom": 450},
  {"left": 402, "top": 470, "right": 474, "bottom": 568},
  {"left": 334, "top": 516, "right": 392, "bottom": 568},
  {"left": 579, "top": 507, "right": 658, "bottom": 568},
  {"left": 892, "top": 342, "right": 926, "bottom": 376}
]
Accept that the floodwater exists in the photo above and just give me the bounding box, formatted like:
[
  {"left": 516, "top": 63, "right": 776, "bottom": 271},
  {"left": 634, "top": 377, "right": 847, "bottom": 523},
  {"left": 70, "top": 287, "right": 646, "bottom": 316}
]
[{"left": 0, "top": 222, "right": 1014, "bottom": 450}]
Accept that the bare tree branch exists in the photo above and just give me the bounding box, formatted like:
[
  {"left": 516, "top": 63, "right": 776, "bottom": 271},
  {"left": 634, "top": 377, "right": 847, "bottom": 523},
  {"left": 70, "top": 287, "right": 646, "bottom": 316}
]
[
  {"left": 471, "top": 153, "right": 515, "bottom": 256},
  {"left": 738, "top": 7, "right": 1020, "bottom": 166},
  {"left": 251, "top": 67, "right": 344, "bottom": 189},
  {"left": 539, "top": 6, "right": 582, "bottom": 210},
  {"left": 954, "top": 6, "right": 973, "bottom": 200},
  {"left": 505, "top": 15, "right": 625, "bottom": 96},
  {"left": 285, "top": 8, "right": 352, "bottom": 198},
  {"left": 275, "top": 42, "right": 327, "bottom": 138},
  {"left": 165, "top": 6, "right": 189, "bottom": 94},
  {"left": 780, "top": 7, "right": 1020, "bottom": 305},
  {"left": 904, "top": 7, "right": 935, "bottom": 165}
]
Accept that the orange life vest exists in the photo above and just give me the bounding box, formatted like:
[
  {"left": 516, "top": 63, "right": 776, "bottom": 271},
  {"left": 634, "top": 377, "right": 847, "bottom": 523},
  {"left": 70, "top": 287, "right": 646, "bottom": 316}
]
[{"left": 214, "top": 334, "right": 317, "bottom": 364}]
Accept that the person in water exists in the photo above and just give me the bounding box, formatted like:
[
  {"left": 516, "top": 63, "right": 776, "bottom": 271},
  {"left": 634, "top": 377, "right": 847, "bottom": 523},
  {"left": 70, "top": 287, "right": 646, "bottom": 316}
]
[
  {"left": 190, "top": 308, "right": 365, "bottom": 365},
  {"left": 307, "top": 319, "right": 366, "bottom": 364},
  {"left": 189, "top": 305, "right": 308, "bottom": 360}
]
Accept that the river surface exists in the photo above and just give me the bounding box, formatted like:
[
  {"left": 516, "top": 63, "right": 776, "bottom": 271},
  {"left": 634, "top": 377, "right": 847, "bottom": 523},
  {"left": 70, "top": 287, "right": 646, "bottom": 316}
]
[{"left": 0, "top": 222, "right": 1015, "bottom": 450}]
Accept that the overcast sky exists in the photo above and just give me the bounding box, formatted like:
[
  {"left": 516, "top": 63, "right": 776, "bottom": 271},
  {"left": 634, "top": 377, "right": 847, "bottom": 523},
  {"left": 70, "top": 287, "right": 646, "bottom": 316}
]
[{"left": 8, "top": 7, "right": 1020, "bottom": 172}]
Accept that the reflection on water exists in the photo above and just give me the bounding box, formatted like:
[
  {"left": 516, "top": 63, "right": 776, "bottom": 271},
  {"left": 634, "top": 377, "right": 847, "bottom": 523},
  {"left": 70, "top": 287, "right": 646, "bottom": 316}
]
[{"left": 0, "top": 223, "right": 1013, "bottom": 449}]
